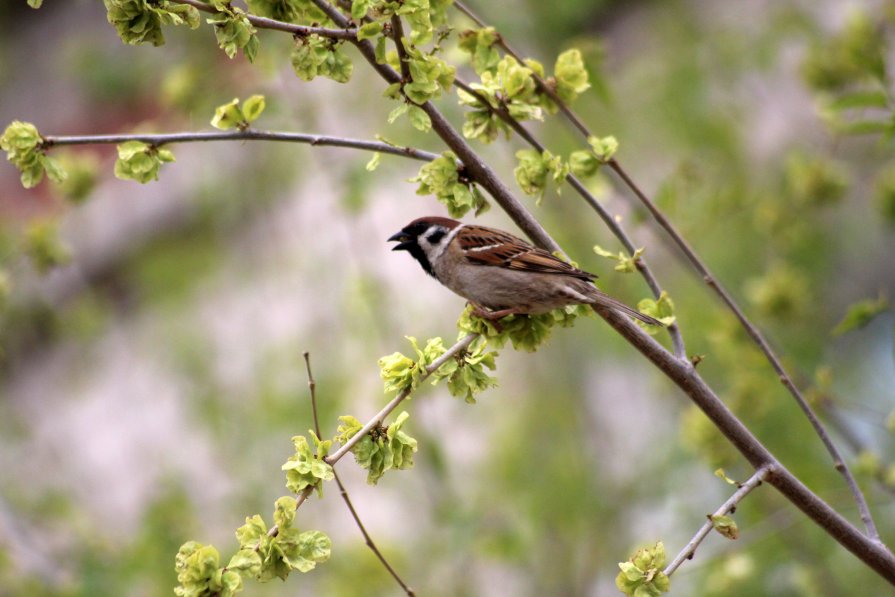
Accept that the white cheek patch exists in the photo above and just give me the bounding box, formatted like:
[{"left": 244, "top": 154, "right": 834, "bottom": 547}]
[{"left": 430, "top": 224, "right": 464, "bottom": 263}]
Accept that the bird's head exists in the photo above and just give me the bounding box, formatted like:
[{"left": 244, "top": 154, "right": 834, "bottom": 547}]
[{"left": 388, "top": 216, "right": 461, "bottom": 278}]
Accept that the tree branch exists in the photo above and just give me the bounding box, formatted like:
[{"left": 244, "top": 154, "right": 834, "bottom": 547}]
[
  {"left": 306, "top": 0, "right": 565, "bottom": 253},
  {"left": 121, "top": 0, "right": 894, "bottom": 582},
  {"left": 268, "top": 335, "right": 477, "bottom": 542},
  {"left": 390, "top": 15, "right": 412, "bottom": 83},
  {"left": 326, "top": 333, "right": 478, "bottom": 464},
  {"left": 609, "top": 158, "right": 880, "bottom": 543},
  {"left": 593, "top": 304, "right": 895, "bottom": 582},
  {"left": 304, "top": 353, "right": 416, "bottom": 597},
  {"left": 43, "top": 130, "right": 439, "bottom": 162},
  {"left": 173, "top": 0, "right": 358, "bottom": 40},
  {"left": 453, "top": 0, "right": 882, "bottom": 551},
  {"left": 453, "top": 78, "right": 688, "bottom": 359},
  {"left": 665, "top": 465, "right": 771, "bottom": 577}
]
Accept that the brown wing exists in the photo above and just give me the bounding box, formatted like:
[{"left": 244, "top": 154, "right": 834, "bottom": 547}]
[{"left": 458, "top": 225, "right": 597, "bottom": 280}]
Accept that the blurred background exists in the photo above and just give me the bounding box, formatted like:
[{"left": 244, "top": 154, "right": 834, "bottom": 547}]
[{"left": 1, "top": 0, "right": 894, "bottom": 595}]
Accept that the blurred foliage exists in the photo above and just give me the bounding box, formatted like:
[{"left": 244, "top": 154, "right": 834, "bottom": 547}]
[{"left": 1, "top": 0, "right": 895, "bottom": 596}]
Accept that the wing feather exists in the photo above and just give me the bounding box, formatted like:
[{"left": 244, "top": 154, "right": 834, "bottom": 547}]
[{"left": 458, "top": 225, "right": 597, "bottom": 280}]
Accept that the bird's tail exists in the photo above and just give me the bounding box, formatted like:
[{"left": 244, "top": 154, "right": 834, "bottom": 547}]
[{"left": 590, "top": 291, "right": 665, "bottom": 327}]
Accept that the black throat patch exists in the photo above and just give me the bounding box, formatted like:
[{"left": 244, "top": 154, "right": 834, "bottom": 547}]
[{"left": 406, "top": 242, "right": 436, "bottom": 278}]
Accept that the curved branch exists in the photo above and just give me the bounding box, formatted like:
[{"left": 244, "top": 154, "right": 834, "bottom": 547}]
[{"left": 43, "top": 130, "right": 439, "bottom": 162}]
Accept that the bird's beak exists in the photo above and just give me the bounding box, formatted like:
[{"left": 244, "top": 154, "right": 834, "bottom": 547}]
[{"left": 388, "top": 230, "right": 413, "bottom": 251}]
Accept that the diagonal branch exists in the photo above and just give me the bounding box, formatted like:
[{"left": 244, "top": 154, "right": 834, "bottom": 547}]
[
  {"left": 665, "top": 465, "right": 771, "bottom": 577},
  {"left": 326, "top": 333, "right": 478, "bottom": 464},
  {"left": 592, "top": 305, "right": 895, "bottom": 582},
  {"left": 390, "top": 15, "right": 413, "bottom": 82},
  {"left": 269, "top": 334, "right": 478, "bottom": 541},
  {"left": 609, "top": 159, "right": 881, "bottom": 543},
  {"left": 161, "top": 0, "right": 894, "bottom": 581},
  {"left": 304, "top": 353, "right": 416, "bottom": 597},
  {"left": 454, "top": 79, "right": 688, "bottom": 359},
  {"left": 453, "top": 0, "right": 880, "bottom": 547}
]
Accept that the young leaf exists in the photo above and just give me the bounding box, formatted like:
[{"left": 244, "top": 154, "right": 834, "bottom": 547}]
[
  {"left": 615, "top": 542, "right": 670, "bottom": 596},
  {"left": 408, "top": 105, "right": 432, "bottom": 132},
  {"left": 714, "top": 468, "right": 737, "bottom": 485},
  {"left": 365, "top": 152, "right": 381, "bottom": 172},
  {"left": 410, "top": 152, "right": 489, "bottom": 217},
  {"left": 113, "top": 140, "right": 175, "bottom": 183},
  {"left": 357, "top": 21, "right": 383, "bottom": 41},
  {"left": 1, "top": 120, "right": 62, "bottom": 189},
  {"left": 458, "top": 27, "right": 501, "bottom": 75},
  {"left": 832, "top": 295, "right": 889, "bottom": 336},
  {"left": 174, "top": 541, "right": 225, "bottom": 597},
  {"left": 207, "top": 9, "right": 260, "bottom": 62},
  {"left": 587, "top": 135, "right": 619, "bottom": 162},
  {"left": 105, "top": 0, "right": 200, "bottom": 47},
  {"left": 637, "top": 291, "right": 676, "bottom": 330},
  {"left": 710, "top": 514, "right": 740, "bottom": 540},
  {"left": 281, "top": 433, "right": 334, "bottom": 496},
  {"left": 241, "top": 94, "right": 266, "bottom": 123},
  {"left": 553, "top": 48, "right": 590, "bottom": 103},
  {"left": 211, "top": 98, "right": 245, "bottom": 130}
]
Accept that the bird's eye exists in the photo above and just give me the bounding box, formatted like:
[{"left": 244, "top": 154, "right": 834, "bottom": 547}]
[{"left": 425, "top": 228, "right": 446, "bottom": 244}]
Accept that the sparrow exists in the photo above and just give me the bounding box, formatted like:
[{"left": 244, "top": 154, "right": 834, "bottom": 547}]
[{"left": 388, "top": 216, "right": 663, "bottom": 326}]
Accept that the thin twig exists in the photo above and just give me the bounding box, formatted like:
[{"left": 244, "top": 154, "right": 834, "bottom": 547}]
[
  {"left": 305, "top": 352, "right": 323, "bottom": 436},
  {"left": 453, "top": 0, "right": 879, "bottom": 545},
  {"left": 303, "top": 353, "right": 417, "bottom": 597},
  {"left": 453, "top": 0, "right": 591, "bottom": 138},
  {"left": 267, "top": 336, "right": 476, "bottom": 542},
  {"left": 390, "top": 15, "right": 412, "bottom": 83},
  {"left": 454, "top": 78, "right": 688, "bottom": 359},
  {"left": 173, "top": 0, "right": 358, "bottom": 40},
  {"left": 327, "top": 333, "right": 478, "bottom": 464},
  {"left": 665, "top": 465, "right": 772, "bottom": 577},
  {"left": 814, "top": 394, "right": 895, "bottom": 497},
  {"left": 43, "top": 130, "right": 439, "bottom": 162},
  {"left": 609, "top": 159, "right": 881, "bottom": 544}
]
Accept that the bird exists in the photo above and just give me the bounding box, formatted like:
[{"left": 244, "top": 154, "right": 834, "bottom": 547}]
[{"left": 388, "top": 216, "right": 663, "bottom": 326}]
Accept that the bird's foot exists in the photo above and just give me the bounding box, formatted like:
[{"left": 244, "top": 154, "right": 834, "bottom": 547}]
[{"left": 468, "top": 304, "right": 523, "bottom": 332}]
